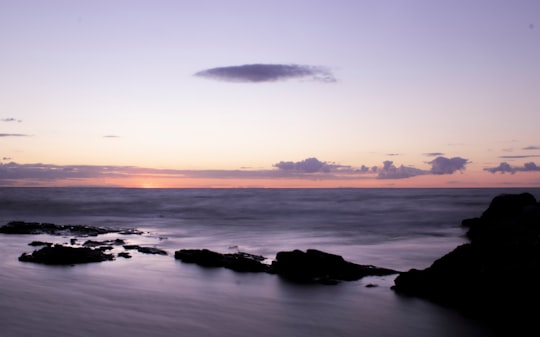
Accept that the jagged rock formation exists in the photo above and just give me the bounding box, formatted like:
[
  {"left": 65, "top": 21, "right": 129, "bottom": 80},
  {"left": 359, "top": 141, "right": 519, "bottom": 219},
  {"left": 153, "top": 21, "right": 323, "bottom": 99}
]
[{"left": 392, "top": 192, "right": 540, "bottom": 331}]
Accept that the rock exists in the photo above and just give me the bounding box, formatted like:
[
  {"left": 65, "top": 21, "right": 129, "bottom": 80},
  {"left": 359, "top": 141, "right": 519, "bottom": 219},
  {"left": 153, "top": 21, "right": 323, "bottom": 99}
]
[
  {"left": 175, "top": 249, "right": 269, "bottom": 273},
  {"left": 18, "top": 244, "right": 114, "bottom": 265},
  {"left": 83, "top": 239, "right": 126, "bottom": 247},
  {"left": 0, "top": 221, "right": 143, "bottom": 236},
  {"left": 123, "top": 245, "right": 167, "bottom": 255},
  {"left": 28, "top": 241, "right": 53, "bottom": 247},
  {"left": 175, "top": 248, "right": 398, "bottom": 283},
  {"left": 392, "top": 192, "right": 540, "bottom": 330},
  {"left": 118, "top": 252, "right": 132, "bottom": 259},
  {"left": 271, "top": 249, "right": 398, "bottom": 284}
]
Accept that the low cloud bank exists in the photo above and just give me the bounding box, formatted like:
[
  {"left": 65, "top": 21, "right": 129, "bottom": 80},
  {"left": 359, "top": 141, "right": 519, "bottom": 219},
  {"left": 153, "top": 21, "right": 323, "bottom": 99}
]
[
  {"left": 0, "top": 155, "right": 472, "bottom": 186},
  {"left": 273, "top": 156, "right": 468, "bottom": 180},
  {"left": 484, "top": 162, "right": 540, "bottom": 174},
  {"left": 273, "top": 157, "right": 348, "bottom": 173},
  {"left": 194, "top": 64, "right": 336, "bottom": 83}
]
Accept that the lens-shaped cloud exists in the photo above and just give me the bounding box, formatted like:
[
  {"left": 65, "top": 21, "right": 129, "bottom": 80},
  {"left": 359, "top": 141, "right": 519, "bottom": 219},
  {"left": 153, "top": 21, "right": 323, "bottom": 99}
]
[
  {"left": 0, "top": 133, "right": 29, "bottom": 137},
  {"left": 194, "top": 64, "right": 336, "bottom": 83}
]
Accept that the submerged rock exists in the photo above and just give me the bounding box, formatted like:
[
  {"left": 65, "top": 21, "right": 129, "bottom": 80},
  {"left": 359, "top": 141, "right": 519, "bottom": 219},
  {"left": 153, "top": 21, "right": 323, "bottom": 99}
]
[
  {"left": 392, "top": 192, "right": 540, "bottom": 329},
  {"left": 123, "top": 245, "right": 167, "bottom": 255},
  {"left": 0, "top": 221, "right": 143, "bottom": 236},
  {"left": 83, "top": 239, "right": 126, "bottom": 247},
  {"left": 175, "top": 249, "right": 269, "bottom": 273},
  {"left": 28, "top": 241, "right": 53, "bottom": 247},
  {"left": 19, "top": 244, "right": 114, "bottom": 265}
]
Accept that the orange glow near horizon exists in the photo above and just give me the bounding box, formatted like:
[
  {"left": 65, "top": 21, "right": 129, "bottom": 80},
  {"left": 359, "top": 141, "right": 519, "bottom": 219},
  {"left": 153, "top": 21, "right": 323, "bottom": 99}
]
[{"left": 4, "top": 170, "right": 539, "bottom": 189}]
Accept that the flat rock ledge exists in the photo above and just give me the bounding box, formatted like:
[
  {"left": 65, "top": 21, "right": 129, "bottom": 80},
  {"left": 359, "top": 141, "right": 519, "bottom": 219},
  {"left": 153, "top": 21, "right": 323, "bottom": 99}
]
[
  {"left": 19, "top": 244, "right": 114, "bottom": 265},
  {"left": 175, "top": 248, "right": 398, "bottom": 284},
  {"left": 0, "top": 221, "right": 143, "bottom": 236},
  {"left": 392, "top": 192, "right": 540, "bottom": 331}
]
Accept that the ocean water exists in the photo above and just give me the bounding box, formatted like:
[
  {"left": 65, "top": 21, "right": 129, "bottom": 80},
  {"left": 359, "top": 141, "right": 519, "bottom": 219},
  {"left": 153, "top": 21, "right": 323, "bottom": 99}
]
[{"left": 1, "top": 187, "right": 538, "bottom": 337}]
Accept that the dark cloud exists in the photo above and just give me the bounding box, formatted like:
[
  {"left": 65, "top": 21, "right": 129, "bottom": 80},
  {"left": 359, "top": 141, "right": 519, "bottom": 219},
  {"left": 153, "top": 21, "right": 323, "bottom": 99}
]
[
  {"left": 274, "top": 157, "right": 345, "bottom": 173},
  {"left": 0, "top": 133, "right": 29, "bottom": 137},
  {"left": 428, "top": 156, "right": 468, "bottom": 174},
  {"left": 376, "top": 161, "right": 426, "bottom": 179},
  {"left": 523, "top": 146, "right": 540, "bottom": 150},
  {"left": 1, "top": 118, "right": 22, "bottom": 123},
  {"left": 194, "top": 64, "right": 336, "bottom": 83},
  {"left": 374, "top": 156, "right": 469, "bottom": 179},
  {"left": 484, "top": 162, "right": 540, "bottom": 174},
  {"left": 423, "top": 152, "right": 445, "bottom": 157}
]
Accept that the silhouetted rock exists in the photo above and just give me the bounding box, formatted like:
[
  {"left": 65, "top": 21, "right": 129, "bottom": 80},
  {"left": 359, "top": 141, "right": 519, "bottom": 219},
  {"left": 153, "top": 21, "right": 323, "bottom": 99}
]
[
  {"left": 175, "top": 249, "right": 269, "bottom": 273},
  {"left": 0, "top": 221, "right": 143, "bottom": 236},
  {"left": 123, "top": 245, "right": 167, "bottom": 255},
  {"left": 118, "top": 252, "right": 132, "bottom": 259},
  {"left": 19, "top": 244, "right": 114, "bottom": 265},
  {"left": 393, "top": 192, "right": 540, "bottom": 331},
  {"left": 83, "top": 239, "right": 126, "bottom": 247},
  {"left": 175, "top": 248, "right": 398, "bottom": 283},
  {"left": 28, "top": 241, "right": 53, "bottom": 247},
  {"left": 271, "top": 249, "right": 398, "bottom": 284}
]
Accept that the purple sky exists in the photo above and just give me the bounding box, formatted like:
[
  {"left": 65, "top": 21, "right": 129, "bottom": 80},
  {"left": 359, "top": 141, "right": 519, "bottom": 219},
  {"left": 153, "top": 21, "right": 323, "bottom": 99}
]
[{"left": 1, "top": 0, "right": 540, "bottom": 187}]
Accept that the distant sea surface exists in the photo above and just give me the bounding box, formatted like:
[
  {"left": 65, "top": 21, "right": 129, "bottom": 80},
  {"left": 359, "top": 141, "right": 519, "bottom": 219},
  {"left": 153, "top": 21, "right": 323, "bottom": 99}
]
[{"left": 1, "top": 187, "right": 538, "bottom": 337}]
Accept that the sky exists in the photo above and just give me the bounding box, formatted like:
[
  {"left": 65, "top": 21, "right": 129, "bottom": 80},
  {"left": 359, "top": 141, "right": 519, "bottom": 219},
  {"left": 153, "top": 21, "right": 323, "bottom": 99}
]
[{"left": 1, "top": 0, "right": 540, "bottom": 188}]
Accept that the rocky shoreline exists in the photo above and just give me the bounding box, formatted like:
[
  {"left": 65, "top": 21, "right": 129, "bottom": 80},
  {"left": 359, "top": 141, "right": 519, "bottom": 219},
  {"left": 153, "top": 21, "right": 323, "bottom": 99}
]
[
  {"left": 392, "top": 192, "right": 540, "bottom": 333},
  {"left": 0, "top": 220, "right": 399, "bottom": 284},
  {"left": 2, "top": 192, "right": 539, "bottom": 327}
]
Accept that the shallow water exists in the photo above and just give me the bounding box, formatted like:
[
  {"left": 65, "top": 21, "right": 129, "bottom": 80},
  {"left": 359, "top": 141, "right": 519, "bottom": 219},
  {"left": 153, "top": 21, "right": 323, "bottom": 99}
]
[{"left": 1, "top": 188, "right": 537, "bottom": 337}]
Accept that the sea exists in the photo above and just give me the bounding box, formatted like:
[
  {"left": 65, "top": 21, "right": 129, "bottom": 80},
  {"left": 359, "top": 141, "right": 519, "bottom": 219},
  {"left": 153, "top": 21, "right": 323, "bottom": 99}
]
[{"left": 1, "top": 187, "right": 538, "bottom": 337}]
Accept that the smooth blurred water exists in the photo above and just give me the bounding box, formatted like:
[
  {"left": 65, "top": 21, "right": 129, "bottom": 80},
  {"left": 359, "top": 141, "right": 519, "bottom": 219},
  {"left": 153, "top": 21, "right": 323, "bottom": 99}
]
[{"left": 1, "top": 187, "right": 538, "bottom": 337}]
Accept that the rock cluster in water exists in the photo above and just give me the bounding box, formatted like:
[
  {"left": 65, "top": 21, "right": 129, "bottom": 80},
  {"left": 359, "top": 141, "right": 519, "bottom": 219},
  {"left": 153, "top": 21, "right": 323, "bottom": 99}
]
[
  {"left": 392, "top": 192, "right": 540, "bottom": 329},
  {"left": 175, "top": 248, "right": 397, "bottom": 284},
  {"left": 0, "top": 221, "right": 165, "bottom": 265},
  {"left": 0, "top": 221, "right": 398, "bottom": 283}
]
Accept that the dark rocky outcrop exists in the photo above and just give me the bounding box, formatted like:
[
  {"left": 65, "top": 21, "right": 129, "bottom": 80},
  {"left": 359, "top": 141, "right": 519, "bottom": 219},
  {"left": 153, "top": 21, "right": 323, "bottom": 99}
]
[
  {"left": 123, "top": 245, "right": 168, "bottom": 255},
  {"left": 271, "top": 249, "right": 398, "bottom": 284},
  {"left": 175, "top": 248, "right": 398, "bottom": 283},
  {"left": 0, "top": 221, "right": 143, "bottom": 236},
  {"left": 392, "top": 192, "right": 540, "bottom": 330},
  {"left": 175, "top": 249, "right": 269, "bottom": 273},
  {"left": 19, "top": 244, "right": 115, "bottom": 265},
  {"left": 83, "top": 239, "right": 126, "bottom": 247}
]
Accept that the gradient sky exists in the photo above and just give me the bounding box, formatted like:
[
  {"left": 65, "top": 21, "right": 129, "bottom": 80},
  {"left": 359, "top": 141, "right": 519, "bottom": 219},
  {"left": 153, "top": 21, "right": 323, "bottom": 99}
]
[{"left": 1, "top": 0, "right": 540, "bottom": 188}]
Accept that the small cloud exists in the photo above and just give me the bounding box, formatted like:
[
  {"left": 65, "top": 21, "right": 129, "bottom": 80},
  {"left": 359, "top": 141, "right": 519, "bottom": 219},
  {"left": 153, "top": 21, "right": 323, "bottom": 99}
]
[
  {"left": 0, "top": 133, "right": 30, "bottom": 137},
  {"left": 2, "top": 157, "right": 11, "bottom": 161},
  {"left": 386, "top": 153, "right": 400, "bottom": 156},
  {"left": 103, "top": 135, "right": 120, "bottom": 138},
  {"left": 194, "top": 64, "right": 336, "bottom": 83},
  {"left": 428, "top": 156, "right": 468, "bottom": 174},
  {"left": 274, "top": 157, "right": 334, "bottom": 173},
  {"left": 523, "top": 146, "right": 540, "bottom": 150},
  {"left": 377, "top": 160, "right": 426, "bottom": 179},
  {"left": 423, "top": 152, "right": 445, "bottom": 157},
  {"left": 374, "top": 156, "right": 469, "bottom": 179},
  {"left": 484, "top": 162, "right": 540, "bottom": 174},
  {"left": 1, "top": 118, "right": 22, "bottom": 123}
]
